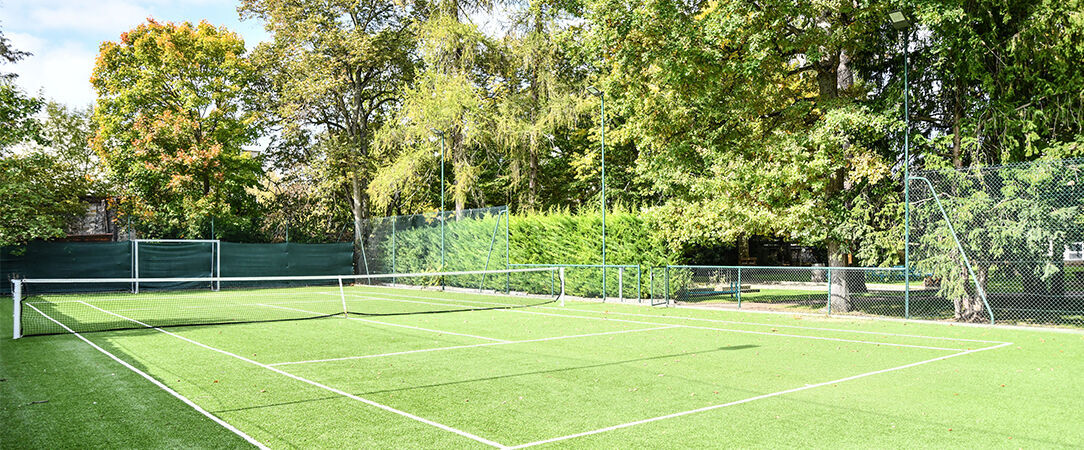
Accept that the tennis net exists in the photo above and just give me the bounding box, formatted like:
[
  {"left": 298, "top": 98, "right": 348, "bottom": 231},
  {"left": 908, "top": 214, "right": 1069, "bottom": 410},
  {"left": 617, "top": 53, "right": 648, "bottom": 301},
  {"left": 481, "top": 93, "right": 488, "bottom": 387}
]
[{"left": 13, "top": 267, "right": 565, "bottom": 338}]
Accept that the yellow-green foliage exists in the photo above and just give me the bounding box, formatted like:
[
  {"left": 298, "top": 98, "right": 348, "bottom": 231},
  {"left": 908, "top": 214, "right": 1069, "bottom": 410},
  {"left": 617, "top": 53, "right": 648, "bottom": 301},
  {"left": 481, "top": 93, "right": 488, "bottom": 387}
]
[{"left": 382, "top": 208, "right": 672, "bottom": 297}]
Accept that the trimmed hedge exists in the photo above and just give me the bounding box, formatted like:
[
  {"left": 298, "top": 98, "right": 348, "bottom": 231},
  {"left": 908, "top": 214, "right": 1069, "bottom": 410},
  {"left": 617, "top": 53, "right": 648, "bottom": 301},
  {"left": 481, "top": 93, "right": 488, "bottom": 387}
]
[{"left": 378, "top": 208, "right": 673, "bottom": 298}]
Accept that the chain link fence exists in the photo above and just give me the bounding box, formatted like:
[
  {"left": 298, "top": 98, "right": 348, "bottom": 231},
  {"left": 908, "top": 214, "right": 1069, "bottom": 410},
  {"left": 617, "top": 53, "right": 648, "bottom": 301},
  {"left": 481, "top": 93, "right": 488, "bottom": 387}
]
[
  {"left": 662, "top": 266, "right": 929, "bottom": 318},
  {"left": 910, "top": 159, "right": 1084, "bottom": 327},
  {"left": 648, "top": 160, "right": 1084, "bottom": 328},
  {"left": 354, "top": 206, "right": 509, "bottom": 290}
]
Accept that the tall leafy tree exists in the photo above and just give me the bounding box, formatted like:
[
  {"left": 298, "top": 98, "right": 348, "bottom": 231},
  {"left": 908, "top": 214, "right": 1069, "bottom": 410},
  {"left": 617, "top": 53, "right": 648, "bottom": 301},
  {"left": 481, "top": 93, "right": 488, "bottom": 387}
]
[
  {"left": 905, "top": 0, "right": 1084, "bottom": 167},
  {"left": 90, "top": 19, "right": 264, "bottom": 240},
  {"left": 241, "top": 0, "right": 417, "bottom": 268},
  {"left": 585, "top": 0, "right": 900, "bottom": 309},
  {"left": 0, "top": 32, "right": 86, "bottom": 245},
  {"left": 371, "top": 0, "right": 506, "bottom": 218}
]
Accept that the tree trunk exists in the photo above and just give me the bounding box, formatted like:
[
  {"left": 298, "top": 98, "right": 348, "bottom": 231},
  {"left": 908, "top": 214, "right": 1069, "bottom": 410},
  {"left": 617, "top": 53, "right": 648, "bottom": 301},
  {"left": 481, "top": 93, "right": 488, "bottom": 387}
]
[
  {"left": 451, "top": 129, "right": 466, "bottom": 219},
  {"left": 963, "top": 265, "right": 988, "bottom": 322},
  {"left": 952, "top": 81, "right": 963, "bottom": 169},
  {"left": 828, "top": 241, "right": 850, "bottom": 312},
  {"left": 528, "top": 151, "right": 539, "bottom": 210},
  {"left": 954, "top": 263, "right": 988, "bottom": 322},
  {"left": 350, "top": 170, "right": 370, "bottom": 275}
]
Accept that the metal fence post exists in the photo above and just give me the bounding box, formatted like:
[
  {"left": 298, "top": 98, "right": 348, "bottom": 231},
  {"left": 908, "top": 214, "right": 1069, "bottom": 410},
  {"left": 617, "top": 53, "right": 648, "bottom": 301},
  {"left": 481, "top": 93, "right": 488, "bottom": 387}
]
[
  {"left": 736, "top": 267, "right": 742, "bottom": 308},
  {"left": 618, "top": 267, "right": 624, "bottom": 301},
  {"left": 826, "top": 268, "right": 833, "bottom": 316},
  {"left": 904, "top": 266, "right": 910, "bottom": 320},
  {"left": 396, "top": 217, "right": 401, "bottom": 281},
  {"left": 559, "top": 267, "right": 566, "bottom": 307},
  {"left": 659, "top": 265, "right": 667, "bottom": 307},
  {"left": 649, "top": 269, "right": 654, "bottom": 303},
  {"left": 637, "top": 265, "right": 642, "bottom": 303}
]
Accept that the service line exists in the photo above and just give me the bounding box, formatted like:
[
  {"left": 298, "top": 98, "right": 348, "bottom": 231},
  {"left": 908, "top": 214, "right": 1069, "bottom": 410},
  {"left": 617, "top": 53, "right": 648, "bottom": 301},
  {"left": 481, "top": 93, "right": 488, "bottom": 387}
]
[{"left": 72, "top": 301, "right": 509, "bottom": 449}]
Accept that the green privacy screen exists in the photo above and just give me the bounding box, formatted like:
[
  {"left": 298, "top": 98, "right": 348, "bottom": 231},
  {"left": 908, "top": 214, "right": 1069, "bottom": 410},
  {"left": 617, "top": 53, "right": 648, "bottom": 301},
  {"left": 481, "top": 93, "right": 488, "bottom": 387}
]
[
  {"left": 219, "top": 242, "right": 352, "bottom": 276},
  {"left": 2, "top": 241, "right": 353, "bottom": 293}
]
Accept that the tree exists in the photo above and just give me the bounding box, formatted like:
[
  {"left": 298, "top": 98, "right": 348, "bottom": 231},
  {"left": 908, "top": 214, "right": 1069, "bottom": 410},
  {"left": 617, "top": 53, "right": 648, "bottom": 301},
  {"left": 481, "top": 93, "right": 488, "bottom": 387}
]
[
  {"left": 491, "top": 0, "right": 581, "bottom": 211},
  {"left": 241, "top": 0, "right": 417, "bottom": 269},
  {"left": 90, "top": 19, "right": 264, "bottom": 240},
  {"left": 371, "top": 9, "right": 503, "bottom": 219},
  {"left": 0, "top": 27, "right": 42, "bottom": 149},
  {"left": 912, "top": 159, "right": 1083, "bottom": 322},
  {"left": 585, "top": 0, "right": 901, "bottom": 310},
  {"left": 34, "top": 102, "right": 104, "bottom": 192},
  {"left": 0, "top": 153, "right": 88, "bottom": 246},
  {"left": 906, "top": 0, "right": 1084, "bottom": 168}
]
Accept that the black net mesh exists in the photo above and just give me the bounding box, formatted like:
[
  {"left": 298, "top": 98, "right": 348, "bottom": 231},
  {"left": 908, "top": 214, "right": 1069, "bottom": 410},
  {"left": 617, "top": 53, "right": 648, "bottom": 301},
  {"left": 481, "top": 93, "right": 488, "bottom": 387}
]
[{"left": 17, "top": 268, "right": 561, "bottom": 337}]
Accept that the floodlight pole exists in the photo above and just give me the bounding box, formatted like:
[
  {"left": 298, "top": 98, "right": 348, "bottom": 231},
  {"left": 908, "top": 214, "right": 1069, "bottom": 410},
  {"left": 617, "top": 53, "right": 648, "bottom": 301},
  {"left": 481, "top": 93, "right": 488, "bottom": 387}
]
[
  {"left": 889, "top": 10, "right": 913, "bottom": 319},
  {"left": 903, "top": 30, "right": 911, "bottom": 319},
  {"left": 588, "top": 86, "right": 607, "bottom": 300}
]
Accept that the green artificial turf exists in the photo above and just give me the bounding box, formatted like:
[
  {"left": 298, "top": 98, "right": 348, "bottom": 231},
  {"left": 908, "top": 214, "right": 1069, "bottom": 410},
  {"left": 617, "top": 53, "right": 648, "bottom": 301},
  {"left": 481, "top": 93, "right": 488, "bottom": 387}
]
[{"left": 3, "top": 286, "right": 1084, "bottom": 448}]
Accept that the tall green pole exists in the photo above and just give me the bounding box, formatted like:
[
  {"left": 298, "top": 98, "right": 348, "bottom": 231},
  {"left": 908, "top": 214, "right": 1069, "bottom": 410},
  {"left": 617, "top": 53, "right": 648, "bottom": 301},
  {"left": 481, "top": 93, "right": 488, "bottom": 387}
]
[
  {"left": 889, "top": 10, "right": 913, "bottom": 319},
  {"left": 586, "top": 86, "right": 607, "bottom": 300},
  {"left": 600, "top": 91, "right": 607, "bottom": 301},
  {"left": 440, "top": 132, "right": 446, "bottom": 286},
  {"left": 903, "top": 30, "right": 911, "bottom": 319}
]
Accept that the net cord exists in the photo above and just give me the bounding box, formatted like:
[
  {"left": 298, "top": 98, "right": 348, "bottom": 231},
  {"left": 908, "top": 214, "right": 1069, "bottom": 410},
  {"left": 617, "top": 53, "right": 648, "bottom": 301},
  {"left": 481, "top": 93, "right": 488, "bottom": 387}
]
[{"left": 17, "top": 266, "right": 560, "bottom": 285}]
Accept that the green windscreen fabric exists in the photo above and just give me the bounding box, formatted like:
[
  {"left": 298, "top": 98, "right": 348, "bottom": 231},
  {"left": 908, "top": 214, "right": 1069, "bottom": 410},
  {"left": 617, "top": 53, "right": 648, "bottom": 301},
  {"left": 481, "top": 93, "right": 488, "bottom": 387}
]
[
  {"left": 2, "top": 242, "right": 132, "bottom": 294},
  {"left": 135, "top": 241, "right": 217, "bottom": 291},
  {"left": 220, "top": 242, "right": 353, "bottom": 277},
  {"left": 3, "top": 241, "right": 353, "bottom": 294}
]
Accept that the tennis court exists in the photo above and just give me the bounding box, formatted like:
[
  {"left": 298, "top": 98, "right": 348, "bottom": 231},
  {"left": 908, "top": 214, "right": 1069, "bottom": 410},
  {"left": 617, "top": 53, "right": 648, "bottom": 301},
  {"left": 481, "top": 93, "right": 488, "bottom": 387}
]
[{"left": 6, "top": 269, "right": 1084, "bottom": 448}]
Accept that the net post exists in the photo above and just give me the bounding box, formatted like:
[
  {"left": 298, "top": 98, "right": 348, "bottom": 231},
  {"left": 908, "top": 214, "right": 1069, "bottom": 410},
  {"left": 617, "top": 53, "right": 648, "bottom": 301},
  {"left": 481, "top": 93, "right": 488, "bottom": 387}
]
[
  {"left": 559, "top": 267, "right": 566, "bottom": 307},
  {"left": 396, "top": 216, "right": 401, "bottom": 284},
  {"left": 12, "top": 279, "right": 22, "bottom": 339},
  {"left": 134, "top": 240, "right": 140, "bottom": 294},
  {"left": 338, "top": 276, "right": 348, "bottom": 318},
  {"left": 214, "top": 241, "right": 221, "bottom": 292}
]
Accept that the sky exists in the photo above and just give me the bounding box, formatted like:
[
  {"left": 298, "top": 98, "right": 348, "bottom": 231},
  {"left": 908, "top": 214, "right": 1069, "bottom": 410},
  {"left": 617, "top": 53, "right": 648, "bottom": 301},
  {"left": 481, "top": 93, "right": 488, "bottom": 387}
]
[
  {"left": 1, "top": 0, "right": 512, "bottom": 109},
  {"left": 0, "top": 0, "right": 270, "bottom": 108}
]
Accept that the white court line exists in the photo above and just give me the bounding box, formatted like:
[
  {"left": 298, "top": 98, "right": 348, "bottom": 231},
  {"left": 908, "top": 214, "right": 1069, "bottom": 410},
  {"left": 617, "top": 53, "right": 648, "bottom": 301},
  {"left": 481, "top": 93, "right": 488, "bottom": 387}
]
[
  {"left": 23, "top": 303, "right": 269, "bottom": 449},
  {"left": 507, "top": 341, "right": 1013, "bottom": 448},
  {"left": 256, "top": 303, "right": 510, "bottom": 343},
  {"left": 342, "top": 294, "right": 968, "bottom": 352},
  {"left": 74, "top": 301, "right": 508, "bottom": 448},
  {"left": 107, "top": 298, "right": 343, "bottom": 313},
  {"left": 548, "top": 308, "right": 1008, "bottom": 344},
  {"left": 268, "top": 326, "right": 677, "bottom": 366},
  {"left": 349, "top": 289, "right": 1007, "bottom": 345}
]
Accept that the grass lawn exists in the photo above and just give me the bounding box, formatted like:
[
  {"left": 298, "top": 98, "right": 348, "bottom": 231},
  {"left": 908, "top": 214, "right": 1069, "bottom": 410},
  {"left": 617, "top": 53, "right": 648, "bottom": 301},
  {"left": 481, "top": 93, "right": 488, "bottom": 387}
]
[{"left": 3, "top": 285, "right": 1084, "bottom": 448}]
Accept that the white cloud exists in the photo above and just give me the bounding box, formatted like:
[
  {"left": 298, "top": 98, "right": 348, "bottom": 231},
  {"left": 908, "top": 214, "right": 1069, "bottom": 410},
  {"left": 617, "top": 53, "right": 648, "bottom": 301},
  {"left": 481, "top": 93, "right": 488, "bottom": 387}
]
[
  {"left": 21, "top": 0, "right": 150, "bottom": 34},
  {"left": 5, "top": 32, "right": 45, "bottom": 54},
  {"left": 1, "top": 0, "right": 270, "bottom": 107},
  {"left": 10, "top": 40, "right": 97, "bottom": 107}
]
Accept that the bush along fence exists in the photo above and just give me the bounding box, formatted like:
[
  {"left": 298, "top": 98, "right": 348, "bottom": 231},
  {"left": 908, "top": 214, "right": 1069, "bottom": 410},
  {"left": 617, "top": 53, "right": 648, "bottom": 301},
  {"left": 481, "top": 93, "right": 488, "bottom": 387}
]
[{"left": 355, "top": 207, "right": 674, "bottom": 299}]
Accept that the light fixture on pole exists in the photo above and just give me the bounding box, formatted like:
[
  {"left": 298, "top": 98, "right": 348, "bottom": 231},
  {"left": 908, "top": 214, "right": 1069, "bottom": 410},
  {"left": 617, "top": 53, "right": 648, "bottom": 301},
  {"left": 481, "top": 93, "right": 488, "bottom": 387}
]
[
  {"left": 587, "top": 86, "right": 607, "bottom": 300},
  {"left": 431, "top": 128, "right": 446, "bottom": 289},
  {"left": 889, "top": 9, "right": 912, "bottom": 317}
]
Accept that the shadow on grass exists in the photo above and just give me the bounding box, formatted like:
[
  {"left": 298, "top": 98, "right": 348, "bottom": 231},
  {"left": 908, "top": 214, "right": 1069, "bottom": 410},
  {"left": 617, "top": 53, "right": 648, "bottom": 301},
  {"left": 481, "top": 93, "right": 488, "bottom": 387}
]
[{"left": 356, "top": 344, "right": 761, "bottom": 397}]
